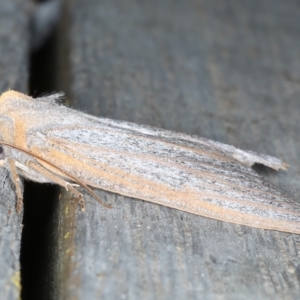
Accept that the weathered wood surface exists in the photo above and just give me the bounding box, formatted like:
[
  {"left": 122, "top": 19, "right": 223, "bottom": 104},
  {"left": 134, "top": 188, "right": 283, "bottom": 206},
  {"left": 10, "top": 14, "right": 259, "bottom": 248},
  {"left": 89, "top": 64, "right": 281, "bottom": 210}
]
[
  {"left": 0, "top": 0, "right": 29, "bottom": 299},
  {"left": 54, "top": 0, "right": 300, "bottom": 299}
]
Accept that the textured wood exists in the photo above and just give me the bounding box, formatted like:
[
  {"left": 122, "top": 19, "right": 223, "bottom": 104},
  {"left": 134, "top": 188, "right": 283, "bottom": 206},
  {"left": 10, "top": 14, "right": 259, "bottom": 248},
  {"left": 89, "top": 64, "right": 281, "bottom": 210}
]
[
  {"left": 0, "top": 0, "right": 29, "bottom": 299},
  {"left": 55, "top": 0, "right": 300, "bottom": 299}
]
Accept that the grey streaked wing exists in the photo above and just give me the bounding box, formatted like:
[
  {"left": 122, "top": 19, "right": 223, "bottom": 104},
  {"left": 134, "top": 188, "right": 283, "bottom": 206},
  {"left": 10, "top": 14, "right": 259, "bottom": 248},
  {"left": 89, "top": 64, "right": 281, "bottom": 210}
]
[{"left": 28, "top": 115, "right": 300, "bottom": 233}]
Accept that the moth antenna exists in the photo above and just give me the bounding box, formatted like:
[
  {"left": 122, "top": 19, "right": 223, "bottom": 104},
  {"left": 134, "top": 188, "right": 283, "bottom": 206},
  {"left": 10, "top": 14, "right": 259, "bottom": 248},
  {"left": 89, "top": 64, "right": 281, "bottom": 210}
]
[{"left": 0, "top": 141, "right": 111, "bottom": 209}]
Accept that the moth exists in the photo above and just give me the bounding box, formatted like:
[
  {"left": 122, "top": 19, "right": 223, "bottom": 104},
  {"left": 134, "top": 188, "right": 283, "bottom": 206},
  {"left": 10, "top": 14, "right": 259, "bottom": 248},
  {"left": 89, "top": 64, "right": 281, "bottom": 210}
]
[{"left": 0, "top": 90, "right": 299, "bottom": 234}]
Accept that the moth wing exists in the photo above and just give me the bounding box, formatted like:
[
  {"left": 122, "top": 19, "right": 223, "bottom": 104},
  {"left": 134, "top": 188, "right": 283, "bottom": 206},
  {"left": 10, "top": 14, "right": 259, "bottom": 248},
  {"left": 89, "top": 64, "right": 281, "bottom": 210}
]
[
  {"left": 81, "top": 117, "right": 288, "bottom": 170},
  {"left": 28, "top": 116, "right": 300, "bottom": 234}
]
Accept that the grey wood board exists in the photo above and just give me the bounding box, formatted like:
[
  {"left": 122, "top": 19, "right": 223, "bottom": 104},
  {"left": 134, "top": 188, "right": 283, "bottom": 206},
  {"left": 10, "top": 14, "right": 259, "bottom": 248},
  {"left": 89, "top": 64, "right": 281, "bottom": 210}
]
[
  {"left": 0, "top": 0, "right": 29, "bottom": 299},
  {"left": 54, "top": 0, "right": 300, "bottom": 299}
]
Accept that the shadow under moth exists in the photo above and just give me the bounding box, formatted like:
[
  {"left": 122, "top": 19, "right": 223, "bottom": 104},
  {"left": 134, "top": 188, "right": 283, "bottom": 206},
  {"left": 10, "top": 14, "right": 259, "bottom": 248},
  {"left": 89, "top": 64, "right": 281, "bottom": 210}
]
[{"left": 0, "top": 90, "right": 298, "bottom": 234}]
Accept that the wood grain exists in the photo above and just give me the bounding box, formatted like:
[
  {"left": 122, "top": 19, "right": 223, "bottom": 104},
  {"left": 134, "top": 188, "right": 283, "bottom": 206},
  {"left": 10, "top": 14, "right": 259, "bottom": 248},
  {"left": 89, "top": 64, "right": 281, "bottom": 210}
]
[
  {"left": 54, "top": 0, "right": 300, "bottom": 299},
  {"left": 0, "top": 0, "right": 29, "bottom": 299}
]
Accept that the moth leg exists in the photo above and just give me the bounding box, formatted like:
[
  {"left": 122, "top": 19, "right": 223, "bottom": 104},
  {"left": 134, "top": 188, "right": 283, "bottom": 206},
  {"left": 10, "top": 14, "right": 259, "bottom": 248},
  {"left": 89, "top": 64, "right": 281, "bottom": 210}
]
[
  {"left": 8, "top": 159, "right": 23, "bottom": 213},
  {"left": 26, "top": 160, "right": 86, "bottom": 211},
  {"left": 66, "top": 183, "right": 85, "bottom": 211}
]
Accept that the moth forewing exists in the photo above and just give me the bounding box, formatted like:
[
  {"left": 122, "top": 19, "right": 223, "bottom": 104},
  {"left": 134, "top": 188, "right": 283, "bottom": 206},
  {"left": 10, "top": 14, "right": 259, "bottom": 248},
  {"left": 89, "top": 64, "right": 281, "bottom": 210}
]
[{"left": 0, "top": 90, "right": 299, "bottom": 234}]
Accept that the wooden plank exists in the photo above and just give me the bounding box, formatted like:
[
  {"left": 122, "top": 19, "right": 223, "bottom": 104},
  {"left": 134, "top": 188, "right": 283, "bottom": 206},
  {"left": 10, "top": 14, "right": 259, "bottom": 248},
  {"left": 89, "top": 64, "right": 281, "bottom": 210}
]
[
  {"left": 0, "top": 0, "right": 29, "bottom": 299},
  {"left": 54, "top": 0, "right": 300, "bottom": 299}
]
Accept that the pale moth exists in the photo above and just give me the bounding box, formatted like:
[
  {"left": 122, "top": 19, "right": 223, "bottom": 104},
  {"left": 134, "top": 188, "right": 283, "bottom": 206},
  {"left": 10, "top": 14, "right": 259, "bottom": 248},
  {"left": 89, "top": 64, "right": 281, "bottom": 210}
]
[{"left": 0, "top": 90, "right": 299, "bottom": 234}]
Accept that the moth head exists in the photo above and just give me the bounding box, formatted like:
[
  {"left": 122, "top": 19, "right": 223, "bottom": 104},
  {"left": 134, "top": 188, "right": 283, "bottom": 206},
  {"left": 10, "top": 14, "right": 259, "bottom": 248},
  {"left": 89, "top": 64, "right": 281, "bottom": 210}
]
[{"left": 0, "top": 90, "right": 32, "bottom": 103}]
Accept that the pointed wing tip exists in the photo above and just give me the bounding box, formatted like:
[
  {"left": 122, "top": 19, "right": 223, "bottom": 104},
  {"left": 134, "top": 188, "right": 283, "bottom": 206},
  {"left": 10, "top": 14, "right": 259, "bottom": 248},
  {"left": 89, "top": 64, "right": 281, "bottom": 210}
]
[
  {"left": 232, "top": 149, "right": 289, "bottom": 171},
  {"left": 275, "top": 162, "right": 289, "bottom": 171},
  {"left": 254, "top": 158, "right": 289, "bottom": 172},
  {"left": 251, "top": 159, "right": 289, "bottom": 172}
]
